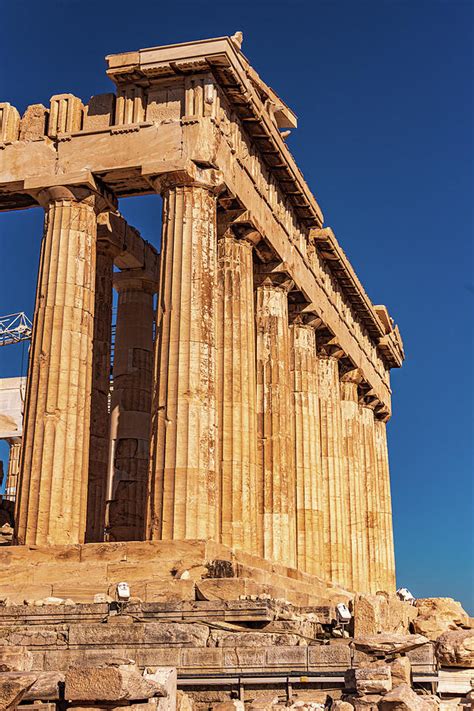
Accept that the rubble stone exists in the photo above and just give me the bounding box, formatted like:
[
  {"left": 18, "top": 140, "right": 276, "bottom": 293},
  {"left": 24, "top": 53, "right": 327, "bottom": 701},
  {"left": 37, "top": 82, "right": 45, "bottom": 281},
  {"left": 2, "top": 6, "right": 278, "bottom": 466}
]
[
  {"left": 343, "top": 694, "right": 382, "bottom": 710},
  {"left": 22, "top": 671, "right": 65, "bottom": 701},
  {"left": 378, "top": 683, "right": 431, "bottom": 710},
  {"left": 0, "top": 672, "right": 37, "bottom": 710},
  {"left": 389, "top": 657, "right": 411, "bottom": 687},
  {"left": 436, "top": 629, "right": 474, "bottom": 668},
  {"left": 344, "top": 666, "right": 392, "bottom": 694},
  {"left": 64, "top": 666, "right": 166, "bottom": 701},
  {"left": 177, "top": 690, "right": 195, "bottom": 711},
  {"left": 212, "top": 702, "right": 245, "bottom": 711},
  {"left": 0, "top": 646, "right": 34, "bottom": 672},
  {"left": 413, "top": 599, "right": 470, "bottom": 641},
  {"left": 352, "top": 595, "right": 417, "bottom": 636},
  {"left": 353, "top": 634, "right": 429, "bottom": 655},
  {"left": 144, "top": 667, "right": 177, "bottom": 711}
]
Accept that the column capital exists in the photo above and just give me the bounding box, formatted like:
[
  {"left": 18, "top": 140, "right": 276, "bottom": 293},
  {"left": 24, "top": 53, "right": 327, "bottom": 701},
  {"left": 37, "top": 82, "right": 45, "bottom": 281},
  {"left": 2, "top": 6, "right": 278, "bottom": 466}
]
[
  {"left": 229, "top": 211, "right": 262, "bottom": 247},
  {"left": 217, "top": 210, "right": 261, "bottom": 248},
  {"left": 288, "top": 302, "right": 323, "bottom": 328},
  {"left": 359, "top": 393, "right": 379, "bottom": 410},
  {"left": 341, "top": 367, "right": 364, "bottom": 384},
  {"left": 375, "top": 405, "right": 391, "bottom": 422},
  {"left": 340, "top": 368, "right": 363, "bottom": 401},
  {"left": 36, "top": 182, "right": 116, "bottom": 214},
  {"left": 317, "top": 335, "right": 345, "bottom": 360},
  {"left": 151, "top": 167, "right": 225, "bottom": 195},
  {"left": 254, "top": 261, "right": 294, "bottom": 292},
  {"left": 113, "top": 268, "right": 159, "bottom": 294}
]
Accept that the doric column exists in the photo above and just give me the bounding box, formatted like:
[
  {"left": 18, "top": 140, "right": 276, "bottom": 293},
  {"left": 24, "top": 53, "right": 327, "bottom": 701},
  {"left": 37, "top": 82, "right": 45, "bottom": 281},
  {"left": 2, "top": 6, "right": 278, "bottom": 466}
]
[
  {"left": 85, "top": 240, "right": 115, "bottom": 542},
  {"left": 340, "top": 369, "right": 368, "bottom": 592},
  {"left": 5, "top": 438, "right": 21, "bottom": 501},
  {"left": 317, "top": 345, "right": 351, "bottom": 588},
  {"left": 359, "top": 397, "right": 381, "bottom": 592},
  {"left": 148, "top": 176, "right": 220, "bottom": 541},
  {"left": 106, "top": 268, "right": 157, "bottom": 541},
  {"left": 217, "top": 227, "right": 258, "bottom": 555},
  {"left": 255, "top": 273, "right": 296, "bottom": 568},
  {"left": 16, "top": 185, "right": 110, "bottom": 545},
  {"left": 374, "top": 415, "right": 396, "bottom": 591},
  {"left": 289, "top": 320, "right": 323, "bottom": 577}
]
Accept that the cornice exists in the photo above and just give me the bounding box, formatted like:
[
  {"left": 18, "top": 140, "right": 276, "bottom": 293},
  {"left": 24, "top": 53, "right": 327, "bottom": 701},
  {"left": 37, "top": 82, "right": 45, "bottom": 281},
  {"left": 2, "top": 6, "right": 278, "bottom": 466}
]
[{"left": 106, "top": 35, "right": 324, "bottom": 229}]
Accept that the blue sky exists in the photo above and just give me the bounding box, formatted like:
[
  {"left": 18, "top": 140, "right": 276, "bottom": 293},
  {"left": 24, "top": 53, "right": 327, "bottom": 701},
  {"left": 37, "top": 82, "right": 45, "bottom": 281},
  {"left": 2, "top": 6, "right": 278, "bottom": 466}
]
[{"left": 0, "top": 0, "right": 472, "bottom": 611}]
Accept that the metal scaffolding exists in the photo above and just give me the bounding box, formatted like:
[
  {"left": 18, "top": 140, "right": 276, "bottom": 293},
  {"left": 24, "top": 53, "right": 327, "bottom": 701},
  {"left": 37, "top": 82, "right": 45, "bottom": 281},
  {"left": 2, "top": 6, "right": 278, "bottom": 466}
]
[{"left": 0, "top": 312, "right": 33, "bottom": 347}]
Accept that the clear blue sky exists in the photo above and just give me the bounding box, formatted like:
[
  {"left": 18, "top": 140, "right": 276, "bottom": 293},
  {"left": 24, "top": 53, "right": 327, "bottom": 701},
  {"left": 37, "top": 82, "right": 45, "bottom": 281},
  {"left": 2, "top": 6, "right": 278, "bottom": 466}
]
[{"left": 0, "top": 0, "right": 472, "bottom": 611}]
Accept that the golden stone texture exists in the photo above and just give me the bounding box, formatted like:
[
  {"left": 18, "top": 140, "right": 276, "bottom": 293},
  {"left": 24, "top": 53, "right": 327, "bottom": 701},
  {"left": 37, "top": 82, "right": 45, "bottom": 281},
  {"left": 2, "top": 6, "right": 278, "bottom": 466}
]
[
  {"left": 255, "top": 280, "right": 296, "bottom": 568},
  {"left": 318, "top": 354, "right": 351, "bottom": 589},
  {"left": 3, "top": 35, "right": 404, "bottom": 595},
  {"left": 16, "top": 189, "right": 100, "bottom": 545},
  {"left": 290, "top": 322, "right": 323, "bottom": 577},
  {"left": 217, "top": 235, "right": 258, "bottom": 555},
  {"left": 148, "top": 184, "right": 219, "bottom": 542}
]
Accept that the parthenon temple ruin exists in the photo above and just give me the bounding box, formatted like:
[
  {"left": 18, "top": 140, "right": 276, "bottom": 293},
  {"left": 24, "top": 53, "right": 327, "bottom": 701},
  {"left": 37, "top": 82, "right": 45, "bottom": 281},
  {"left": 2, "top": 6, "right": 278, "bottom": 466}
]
[
  {"left": 0, "top": 33, "right": 405, "bottom": 596},
  {"left": 2, "top": 34, "right": 473, "bottom": 711}
]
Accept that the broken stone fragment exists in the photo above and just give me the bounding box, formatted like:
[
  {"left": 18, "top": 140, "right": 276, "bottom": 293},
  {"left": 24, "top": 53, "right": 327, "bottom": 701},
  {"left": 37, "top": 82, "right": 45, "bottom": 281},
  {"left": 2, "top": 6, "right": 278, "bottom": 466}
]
[
  {"left": 64, "top": 666, "right": 166, "bottom": 702},
  {"left": 378, "top": 683, "right": 432, "bottom": 710},
  {"left": 21, "top": 671, "right": 65, "bottom": 701},
  {"left": 19, "top": 104, "right": 48, "bottom": 141},
  {"left": 143, "top": 667, "right": 177, "bottom": 711},
  {"left": 344, "top": 666, "right": 392, "bottom": 694},
  {"left": 331, "top": 702, "right": 354, "bottom": 711},
  {"left": 343, "top": 694, "right": 382, "bottom": 710},
  {"left": 412, "top": 598, "right": 470, "bottom": 641},
  {"left": 352, "top": 595, "right": 417, "bottom": 637},
  {"left": 176, "top": 689, "right": 195, "bottom": 711},
  {"left": 0, "top": 646, "right": 34, "bottom": 672},
  {"left": 352, "top": 634, "right": 429, "bottom": 655},
  {"left": 389, "top": 656, "right": 411, "bottom": 687},
  {"left": 435, "top": 629, "right": 474, "bottom": 668},
  {"left": 0, "top": 672, "right": 37, "bottom": 711},
  {"left": 247, "top": 693, "right": 279, "bottom": 711},
  {"left": 212, "top": 702, "right": 245, "bottom": 711},
  {"left": 93, "top": 593, "right": 114, "bottom": 603}
]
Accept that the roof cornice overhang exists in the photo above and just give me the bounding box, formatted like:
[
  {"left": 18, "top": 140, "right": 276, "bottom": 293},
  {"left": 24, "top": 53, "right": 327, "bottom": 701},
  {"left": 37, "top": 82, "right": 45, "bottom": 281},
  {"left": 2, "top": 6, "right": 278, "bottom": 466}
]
[
  {"left": 106, "top": 36, "right": 323, "bottom": 229},
  {"left": 311, "top": 227, "right": 405, "bottom": 368}
]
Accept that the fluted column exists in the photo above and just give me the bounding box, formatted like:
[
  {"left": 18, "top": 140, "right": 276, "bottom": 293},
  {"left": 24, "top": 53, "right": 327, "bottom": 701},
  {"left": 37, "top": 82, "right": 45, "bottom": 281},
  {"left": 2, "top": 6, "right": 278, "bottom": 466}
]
[
  {"left": 374, "top": 416, "right": 396, "bottom": 591},
  {"left": 360, "top": 398, "right": 380, "bottom": 592},
  {"left": 340, "top": 369, "right": 368, "bottom": 591},
  {"left": 255, "top": 275, "right": 296, "bottom": 568},
  {"left": 16, "top": 186, "right": 107, "bottom": 545},
  {"left": 5, "top": 438, "right": 21, "bottom": 501},
  {"left": 85, "top": 241, "right": 115, "bottom": 542},
  {"left": 317, "top": 348, "right": 351, "bottom": 587},
  {"left": 148, "top": 180, "right": 219, "bottom": 540},
  {"left": 290, "top": 321, "right": 323, "bottom": 577},
  {"left": 107, "top": 269, "right": 157, "bottom": 541},
  {"left": 217, "top": 232, "right": 258, "bottom": 554}
]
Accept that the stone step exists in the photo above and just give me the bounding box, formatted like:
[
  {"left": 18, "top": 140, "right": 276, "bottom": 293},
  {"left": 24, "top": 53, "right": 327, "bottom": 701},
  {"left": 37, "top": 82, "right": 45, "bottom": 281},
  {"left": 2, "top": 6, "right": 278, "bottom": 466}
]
[{"left": 0, "top": 540, "right": 352, "bottom": 608}]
